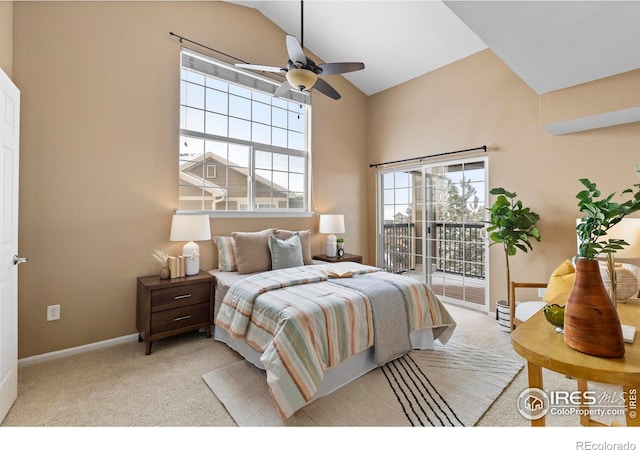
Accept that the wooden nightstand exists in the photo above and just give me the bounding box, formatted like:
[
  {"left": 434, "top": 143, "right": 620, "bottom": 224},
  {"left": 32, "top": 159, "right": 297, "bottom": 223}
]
[
  {"left": 313, "top": 253, "right": 363, "bottom": 264},
  {"left": 136, "top": 270, "right": 214, "bottom": 355}
]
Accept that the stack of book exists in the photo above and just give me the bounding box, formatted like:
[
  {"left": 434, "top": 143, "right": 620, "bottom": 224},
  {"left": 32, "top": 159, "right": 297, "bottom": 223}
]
[{"left": 167, "top": 255, "right": 187, "bottom": 278}]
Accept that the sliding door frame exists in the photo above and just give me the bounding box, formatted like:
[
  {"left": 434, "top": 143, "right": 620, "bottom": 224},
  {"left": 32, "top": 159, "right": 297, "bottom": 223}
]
[{"left": 376, "top": 156, "right": 489, "bottom": 312}]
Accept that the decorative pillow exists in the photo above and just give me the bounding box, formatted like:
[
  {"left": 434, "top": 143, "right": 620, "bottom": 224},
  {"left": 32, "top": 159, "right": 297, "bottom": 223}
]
[
  {"left": 274, "top": 229, "right": 312, "bottom": 265},
  {"left": 232, "top": 229, "right": 274, "bottom": 274},
  {"left": 269, "top": 233, "right": 304, "bottom": 270},
  {"left": 542, "top": 259, "right": 576, "bottom": 305},
  {"left": 212, "top": 236, "right": 237, "bottom": 272}
]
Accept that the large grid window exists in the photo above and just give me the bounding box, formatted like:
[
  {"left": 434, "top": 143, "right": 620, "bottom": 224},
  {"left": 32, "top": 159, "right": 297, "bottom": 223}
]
[{"left": 179, "top": 49, "right": 311, "bottom": 213}]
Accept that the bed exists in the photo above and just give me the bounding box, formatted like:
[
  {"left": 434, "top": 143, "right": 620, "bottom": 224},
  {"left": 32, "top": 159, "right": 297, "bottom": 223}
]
[{"left": 210, "top": 258, "right": 456, "bottom": 418}]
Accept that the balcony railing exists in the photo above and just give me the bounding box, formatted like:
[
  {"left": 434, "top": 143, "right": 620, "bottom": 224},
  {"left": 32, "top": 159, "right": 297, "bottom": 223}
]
[{"left": 382, "top": 221, "right": 485, "bottom": 278}]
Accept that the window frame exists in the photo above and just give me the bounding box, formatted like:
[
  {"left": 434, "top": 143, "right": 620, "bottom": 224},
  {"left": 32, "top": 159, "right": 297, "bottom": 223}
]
[{"left": 178, "top": 49, "right": 313, "bottom": 218}]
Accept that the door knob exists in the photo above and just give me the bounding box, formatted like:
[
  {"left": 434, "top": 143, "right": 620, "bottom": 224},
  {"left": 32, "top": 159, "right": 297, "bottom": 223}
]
[{"left": 13, "top": 255, "right": 29, "bottom": 265}]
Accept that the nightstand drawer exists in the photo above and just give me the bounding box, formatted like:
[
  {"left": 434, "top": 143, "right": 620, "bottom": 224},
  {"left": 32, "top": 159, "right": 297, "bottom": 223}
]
[
  {"left": 151, "top": 282, "right": 211, "bottom": 312},
  {"left": 151, "top": 302, "right": 210, "bottom": 334}
]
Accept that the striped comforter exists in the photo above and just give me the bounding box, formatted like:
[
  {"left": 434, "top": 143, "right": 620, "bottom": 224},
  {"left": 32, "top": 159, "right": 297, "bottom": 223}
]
[{"left": 215, "top": 262, "right": 456, "bottom": 418}]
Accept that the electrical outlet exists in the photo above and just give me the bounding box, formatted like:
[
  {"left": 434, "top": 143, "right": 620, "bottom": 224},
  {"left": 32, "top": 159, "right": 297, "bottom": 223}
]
[
  {"left": 47, "top": 304, "right": 60, "bottom": 321},
  {"left": 538, "top": 288, "right": 547, "bottom": 298}
]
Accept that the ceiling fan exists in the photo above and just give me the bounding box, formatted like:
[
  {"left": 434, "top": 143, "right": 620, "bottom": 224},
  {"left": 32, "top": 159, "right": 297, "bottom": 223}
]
[{"left": 235, "top": 1, "right": 365, "bottom": 100}]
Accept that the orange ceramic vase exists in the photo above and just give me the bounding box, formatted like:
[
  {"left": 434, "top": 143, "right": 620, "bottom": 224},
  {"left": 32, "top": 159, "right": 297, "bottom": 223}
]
[{"left": 563, "top": 258, "right": 625, "bottom": 358}]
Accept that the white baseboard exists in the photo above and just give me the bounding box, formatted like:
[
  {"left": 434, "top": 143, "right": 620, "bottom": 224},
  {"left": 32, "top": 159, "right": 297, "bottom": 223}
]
[{"left": 18, "top": 333, "right": 140, "bottom": 368}]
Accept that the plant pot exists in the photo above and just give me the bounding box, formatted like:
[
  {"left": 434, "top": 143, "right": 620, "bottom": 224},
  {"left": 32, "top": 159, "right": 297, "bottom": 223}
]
[
  {"left": 496, "top": 300, "right": 511, "bottom": 332},
  {"left": 159, "top": 267, "right": 170, "bottom": 280},
  {"left": 563, "top": 258, "right": 625, "bottom": 357}
]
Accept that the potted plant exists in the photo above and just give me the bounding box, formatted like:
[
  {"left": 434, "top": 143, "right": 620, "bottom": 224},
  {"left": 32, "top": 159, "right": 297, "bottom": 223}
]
[
  {"left": 486, "top": 188, "right": 541, "bottom": 331},
  {"left": 564, "top": 166, "right": 640, "bottom": 357}
]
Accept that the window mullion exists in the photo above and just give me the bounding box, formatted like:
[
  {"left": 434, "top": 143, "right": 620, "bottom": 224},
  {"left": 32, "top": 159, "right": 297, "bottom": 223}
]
[{"left": 249, "top": 146, "right": 255, "bottom": 212}]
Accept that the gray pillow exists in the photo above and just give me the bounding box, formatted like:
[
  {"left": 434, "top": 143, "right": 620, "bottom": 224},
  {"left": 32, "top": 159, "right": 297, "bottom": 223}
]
[
  {"left": 269, "top": 233, "right": 304, "bottom": 270},
  {"left": 274, "top": 229, "right": 313, "bottom": 265}
]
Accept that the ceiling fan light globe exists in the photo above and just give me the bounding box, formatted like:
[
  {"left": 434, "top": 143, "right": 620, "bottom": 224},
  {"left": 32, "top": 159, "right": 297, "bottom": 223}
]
[{"left": 286, "top": 68, "right": 318, "bottom": 90}]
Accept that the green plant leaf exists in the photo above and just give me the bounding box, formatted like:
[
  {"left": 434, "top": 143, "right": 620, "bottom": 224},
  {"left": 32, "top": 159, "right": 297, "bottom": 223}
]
[{"left": 576, "top": 167, "right": 640, "bottom": 259}]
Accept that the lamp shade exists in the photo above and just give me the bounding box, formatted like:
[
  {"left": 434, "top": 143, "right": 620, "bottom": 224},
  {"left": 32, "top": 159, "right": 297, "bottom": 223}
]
[
  {"left": 319, "top": 214, "right": 345, "bottom": 234},
  {"left": 605, "top": 217, "right": 640, "bottom": 259},
  {"left": 286, "top": 68, "right": 318, "bottom": 90},
  {"left": 169, "top": 214, "right": 211, "bottom": 242}
]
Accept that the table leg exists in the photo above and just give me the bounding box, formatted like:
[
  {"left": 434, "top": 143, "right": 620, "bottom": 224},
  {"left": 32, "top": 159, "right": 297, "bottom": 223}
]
[
  {"left": 527, "top": 361, "right": 546, "bottom": 427},
  {"left": 624, "top": 386, "right": 639, "bottom": 426},
  {"left": 577, "top": 379, "right": 591, "bottom": 427}
]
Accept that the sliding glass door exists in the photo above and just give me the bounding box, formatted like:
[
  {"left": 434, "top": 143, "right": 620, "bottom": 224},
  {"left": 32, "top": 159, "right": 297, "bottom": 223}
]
[{"left": 378, "top": 157, "right": 488, "bottom": 310}]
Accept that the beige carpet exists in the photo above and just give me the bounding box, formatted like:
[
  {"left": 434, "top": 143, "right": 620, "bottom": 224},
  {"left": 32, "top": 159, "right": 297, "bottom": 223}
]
[
  {"left": 202, "top": 339, "right": 524, "bottom": 426},
  {"left": 1, "top": 302, "right": 626, "bottom": 429}
]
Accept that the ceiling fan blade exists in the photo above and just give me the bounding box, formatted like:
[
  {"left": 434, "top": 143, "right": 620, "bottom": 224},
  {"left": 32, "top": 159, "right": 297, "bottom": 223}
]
[
  {"left": 318, "top": 62, "right": 365, "bottom": 75},
  {"left": 235, "top": 63, "right": 285, "bottom": 73},
  {"left": 313, "top": 78, "right": 341, "bottom": 100},
  {"left": 286, "top": 34, "right": 306, "bottom": 66},
  {"left": 273, "top": 80, "right": 292, "bottom": 98}
]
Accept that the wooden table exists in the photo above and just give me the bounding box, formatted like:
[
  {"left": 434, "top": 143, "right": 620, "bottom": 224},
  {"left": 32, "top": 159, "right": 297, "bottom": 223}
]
[
  {"left": 313, "top": 253, "right": 363, "bottom": 264},
  {"left": 511, "top": 302, "right": 640, "bottom": 426}
]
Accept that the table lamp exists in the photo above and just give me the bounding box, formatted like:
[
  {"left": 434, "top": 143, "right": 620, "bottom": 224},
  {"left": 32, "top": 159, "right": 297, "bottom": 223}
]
[
  {"left": 319, "top": 214, "right": 345, "bottom": 258},
  {"left": 169, "top": 214, "right": 211, "bottom": 276},
  {"left": 603, "top": 217, "right": 640, "bottom": 304}
]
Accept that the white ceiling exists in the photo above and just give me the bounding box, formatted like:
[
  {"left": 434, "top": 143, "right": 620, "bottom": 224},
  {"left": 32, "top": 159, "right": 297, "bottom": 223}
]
[
  {"left": 446, "top": 1, "right": 640, "bottom": 94},
  {"left": 229, "top": 1, "right": 640, "bottom": 96}
]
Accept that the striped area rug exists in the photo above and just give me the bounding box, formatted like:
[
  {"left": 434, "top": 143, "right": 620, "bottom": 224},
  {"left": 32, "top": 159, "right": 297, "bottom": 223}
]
[
  {"left": 202, "top": 340, "right": 523, "bottom": 426},
  {"left": 380, "top": 341, "right": 524, "bottom": 426}
]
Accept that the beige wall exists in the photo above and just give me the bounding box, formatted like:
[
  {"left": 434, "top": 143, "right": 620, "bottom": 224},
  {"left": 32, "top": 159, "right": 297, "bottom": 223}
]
[
  {"left": 367, "top": 49, "right": 640, "bottom": 311},
  {"left": 13, "top": 1, "right": 367, "bottom": 358},
  {"left": 13, "top": 2, "right": 640, "bottom": 358},
  {"left": 0, "top": 1, "right": 12, "bottom": 77},
  {"left": 540, "top": 69, "right": 640, "bottom": 125}
]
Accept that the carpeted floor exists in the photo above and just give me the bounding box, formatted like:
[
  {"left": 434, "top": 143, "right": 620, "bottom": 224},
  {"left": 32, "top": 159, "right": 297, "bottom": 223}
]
[
  {"left": 0, "top": 302, "right": 621, "bottom": 428},
  {"left": 202, "top": 339, "right": 523, "bottom": 426}
]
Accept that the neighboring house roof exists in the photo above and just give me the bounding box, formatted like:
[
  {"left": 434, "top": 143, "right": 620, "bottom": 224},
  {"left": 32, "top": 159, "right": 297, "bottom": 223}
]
[{"left": 179, "top": 151, "right": 290, "bottom": 197}]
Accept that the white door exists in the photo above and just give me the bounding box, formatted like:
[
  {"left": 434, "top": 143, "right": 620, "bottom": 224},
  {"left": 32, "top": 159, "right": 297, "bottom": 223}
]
[{"left": 0, "top": 68, "right": 22, "bottom": 422}]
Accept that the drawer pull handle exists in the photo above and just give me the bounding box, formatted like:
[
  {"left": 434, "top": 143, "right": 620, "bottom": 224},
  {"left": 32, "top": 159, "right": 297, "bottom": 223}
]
[
  {"left": 174, "top": 294, "right": 192, "bottom": 300},
  {"left": 174, "top": 315, "right": 192, "bottom": 322}
]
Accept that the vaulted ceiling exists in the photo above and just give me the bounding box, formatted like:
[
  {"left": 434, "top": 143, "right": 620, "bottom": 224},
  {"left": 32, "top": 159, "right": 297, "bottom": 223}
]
[{"left": 228, "top": 1, "right": 640, "bottom": 96}]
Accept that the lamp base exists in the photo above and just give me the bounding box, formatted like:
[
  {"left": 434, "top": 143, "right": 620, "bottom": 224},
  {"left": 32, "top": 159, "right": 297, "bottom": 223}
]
[
  {"left": 182, "top": 241, "right": 200, "bottom": 276},
  {"left": 326, "top": 234, "right": 337, "bottom": 258}
]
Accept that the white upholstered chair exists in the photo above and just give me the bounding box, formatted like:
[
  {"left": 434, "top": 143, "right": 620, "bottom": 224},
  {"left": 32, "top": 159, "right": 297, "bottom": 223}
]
[{"left": 509, "top": 282, "right": 548, "bottom": 331}]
